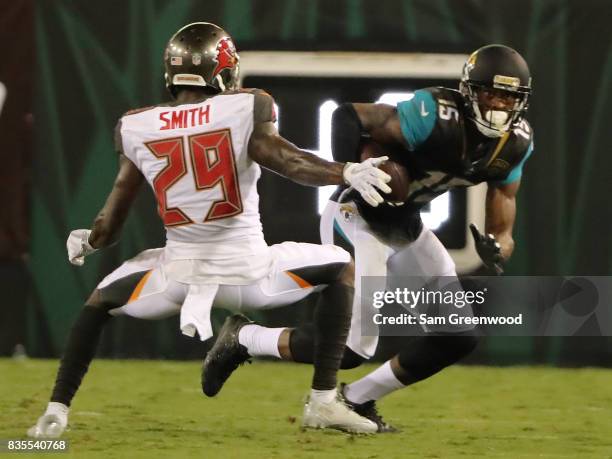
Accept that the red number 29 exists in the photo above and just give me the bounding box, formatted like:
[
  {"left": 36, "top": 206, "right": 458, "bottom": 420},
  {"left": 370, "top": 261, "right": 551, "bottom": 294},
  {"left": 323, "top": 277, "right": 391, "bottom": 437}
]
[{"left": 145, "top": 129, "right": 243, "bottom": 226}]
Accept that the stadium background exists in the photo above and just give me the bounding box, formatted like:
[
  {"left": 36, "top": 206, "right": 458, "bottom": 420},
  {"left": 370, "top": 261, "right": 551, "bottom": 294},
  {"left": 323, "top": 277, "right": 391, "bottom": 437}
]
[{"left": 1, "top": 0, "right": 611, "bottom": 366}]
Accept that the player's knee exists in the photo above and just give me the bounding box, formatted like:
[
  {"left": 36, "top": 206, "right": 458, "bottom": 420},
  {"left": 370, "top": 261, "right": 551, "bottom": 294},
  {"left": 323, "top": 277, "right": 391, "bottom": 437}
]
[
  {"left": 397, "top": 329, "right": 479, "bottom": 375},
  {"left": 323, "top": 246, "right": 352, "bottom": 286},
  {"left": 429, "top": 329, "right": 479, "bottom": 365},
  {"left": 84, "top": 289, "right": 117, "bottom": 315},
  {"left": 340, "top": 347, "right": 366, "bottom": 369},
  {"left": 288, "top": 324, "right": 315, "bottom": 364},
  {"left": 445, "top": 329, "right": 479, "bottom": 359}
]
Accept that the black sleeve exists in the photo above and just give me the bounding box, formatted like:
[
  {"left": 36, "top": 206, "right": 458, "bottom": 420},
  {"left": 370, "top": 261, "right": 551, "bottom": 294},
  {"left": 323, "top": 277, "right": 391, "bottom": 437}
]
[{"left": 331, "top": 103, "right": 363, "bottom": 163}]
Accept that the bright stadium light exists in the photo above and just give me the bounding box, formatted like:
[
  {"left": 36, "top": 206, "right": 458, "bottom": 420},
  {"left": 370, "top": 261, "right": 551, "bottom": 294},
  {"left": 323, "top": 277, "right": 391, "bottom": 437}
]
[
  {"left": 316, "top": 100, "right": 339, "bottom": 213},
  {"left": 273, "top": 99, "right": 337, "bottom": 214},
  {"left": 0, "top": 81, "right": 6, "bottom": 116},
  {"left": 273, "top": 103, "right": 279, "bottom": 130},
  {"left": 421, "top": 193, "right": 449, "bottom": 230}
]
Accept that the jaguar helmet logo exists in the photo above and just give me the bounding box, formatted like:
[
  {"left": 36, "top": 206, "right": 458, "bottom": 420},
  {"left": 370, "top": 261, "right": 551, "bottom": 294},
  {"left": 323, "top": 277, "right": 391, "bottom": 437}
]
[
  {"left": 340, "top": 204, "right": 355, "bottom": 222},
  {"left": 463, "top": 51, "right": 478, "bottom": 79}
]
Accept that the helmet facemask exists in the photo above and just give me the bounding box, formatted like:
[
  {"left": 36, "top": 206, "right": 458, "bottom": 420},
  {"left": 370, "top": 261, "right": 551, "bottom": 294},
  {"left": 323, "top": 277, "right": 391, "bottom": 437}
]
[
  {"left": 460, "top": 45, "right": 532, "bottom": 138},
  {"left": 460, "top": 80, "right": 530, "bottom": 138}
]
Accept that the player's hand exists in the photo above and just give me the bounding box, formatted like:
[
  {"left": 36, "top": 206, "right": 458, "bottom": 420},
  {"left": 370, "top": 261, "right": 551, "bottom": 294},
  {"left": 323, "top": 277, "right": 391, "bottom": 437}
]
[
  {"left": 66, "top": 229, "right": 97, "bottom": 266},
  {"left": 469, "top": 224, "right": 504, "bottom": 275},
  {"left": 343, "top": 157, "right": 392, "bottom": 207}
]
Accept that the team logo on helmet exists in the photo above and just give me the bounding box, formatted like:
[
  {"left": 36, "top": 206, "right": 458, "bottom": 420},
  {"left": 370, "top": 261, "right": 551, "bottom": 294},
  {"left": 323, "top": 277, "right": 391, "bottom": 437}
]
[
  {"left": 463, "top": 51, "right": 477, "bottom": 79},
  {"left": 212, "top": 37, "right": 238, "bottom": 77},
  {"left": 340, "top": 204, "right": 355, "bottom": 222},
  {"left": 466, "top": 51, "right": 478, "bottom": 67}
]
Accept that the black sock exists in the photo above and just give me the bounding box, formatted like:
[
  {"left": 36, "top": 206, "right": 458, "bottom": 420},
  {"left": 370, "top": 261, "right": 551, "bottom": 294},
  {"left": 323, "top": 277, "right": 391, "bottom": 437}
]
[
  {"left": 396, "top": 330, "right": 479, "bottom": 385},
  {"left": 289, "top": 323, "right": 315, "bottom": 363},
  {"left": 50, "top": 306, "right": 112, "bottom": 406},
  {"left": 290, "top": 323, "right": 365, "bottom": 369},
  {"left": 311, "top": 283, "right": 353, "bottom": 391}
]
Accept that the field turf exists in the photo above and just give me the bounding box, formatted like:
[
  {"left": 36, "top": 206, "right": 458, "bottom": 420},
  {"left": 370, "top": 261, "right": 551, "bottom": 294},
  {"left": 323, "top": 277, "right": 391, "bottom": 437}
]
[{"left": 1, "top": 359, "right": 611, "bottom": 458}]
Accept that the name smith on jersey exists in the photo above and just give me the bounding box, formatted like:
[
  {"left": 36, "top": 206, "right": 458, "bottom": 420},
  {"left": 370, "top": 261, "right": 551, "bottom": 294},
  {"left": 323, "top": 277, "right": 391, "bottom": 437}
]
[{"left": 159, "top": 105, "right": 211, "bottom": 130}]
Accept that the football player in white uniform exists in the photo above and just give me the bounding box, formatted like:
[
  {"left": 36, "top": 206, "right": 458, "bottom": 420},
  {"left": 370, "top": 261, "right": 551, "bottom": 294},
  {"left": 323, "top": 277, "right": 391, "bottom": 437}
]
[
  {"left": 27, "top": 22, "right": 393, "bottom": 438},
  {"left": 207, "top": 45, "right": 534, "bottom": 432}
]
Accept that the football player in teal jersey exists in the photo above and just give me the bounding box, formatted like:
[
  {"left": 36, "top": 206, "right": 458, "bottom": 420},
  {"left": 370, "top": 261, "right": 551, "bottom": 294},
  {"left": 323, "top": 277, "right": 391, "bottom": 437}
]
[{"left": 204, "top": 45, "right": 533, "bottom": 432}]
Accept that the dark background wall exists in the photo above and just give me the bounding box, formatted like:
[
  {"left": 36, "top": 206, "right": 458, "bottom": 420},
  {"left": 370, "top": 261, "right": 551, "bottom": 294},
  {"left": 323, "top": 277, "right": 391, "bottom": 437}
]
[
  {"left": 0, "top": 1, "right": 32, "bottom": 357},
  {"left": 3, "top": 0, "right": 611, "bottom": 363}
]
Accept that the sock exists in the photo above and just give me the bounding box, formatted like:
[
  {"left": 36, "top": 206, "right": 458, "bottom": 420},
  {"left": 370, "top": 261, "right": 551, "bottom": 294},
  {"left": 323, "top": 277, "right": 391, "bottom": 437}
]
[
  {"left": 312, "top": 283, "right": 353, "bottom": 390},
  {"left": 45, "top": 401, "right": 69, "bottom": 416},
  {"left": 344, "top": 361, "right": 405, "bottom": 404},
  {"left": 309, "top": 388, "right": 337, "bottom": 404},
  {"left": 50, "top": 306, "right": 112, "bottom": 407},
  {"left": 288, "top": 324, "right": 366, "bottom": 369},
  {"left": 288, "top": 323, "right": 315, "bottom": 363},
  {"left": 238, "top": 324, "right": 285, "bottom": 358}
]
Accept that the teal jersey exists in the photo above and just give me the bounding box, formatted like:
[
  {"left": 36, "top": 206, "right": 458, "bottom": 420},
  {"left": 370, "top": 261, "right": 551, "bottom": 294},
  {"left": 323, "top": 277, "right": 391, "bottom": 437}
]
[
  {"left": 395, "top": 87, "right": 533, "bottom": 206},
  {"left": 350, "top": 87, "right": 533, "bottom": 237}
]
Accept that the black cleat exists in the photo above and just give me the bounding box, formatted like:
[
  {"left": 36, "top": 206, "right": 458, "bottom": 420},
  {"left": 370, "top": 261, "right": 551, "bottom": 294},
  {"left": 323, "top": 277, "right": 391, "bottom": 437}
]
[
  {"left": 340, "top": 383, "right": 399, "bottom": 433},
  {"left": 202, "top": 314, "right": 253, "bottom": 397}
]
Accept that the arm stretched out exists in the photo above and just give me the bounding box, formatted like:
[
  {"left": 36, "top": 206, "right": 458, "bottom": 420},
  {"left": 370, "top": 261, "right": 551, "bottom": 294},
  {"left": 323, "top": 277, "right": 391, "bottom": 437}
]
[
  {"left": 88, "top": 154, "right": 144, "bottom": 249},
  {"left": 247, "top": 119, "right": 391, "bottom": 207},
  {"left": 67, "top": 132, "right": 144, "bottom": 266}
]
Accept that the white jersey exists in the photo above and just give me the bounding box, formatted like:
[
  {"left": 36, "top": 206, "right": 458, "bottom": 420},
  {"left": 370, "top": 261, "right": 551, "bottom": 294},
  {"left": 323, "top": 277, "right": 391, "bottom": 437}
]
[{"left": 118, "top": 91, "right": 273, "bottom": 284}]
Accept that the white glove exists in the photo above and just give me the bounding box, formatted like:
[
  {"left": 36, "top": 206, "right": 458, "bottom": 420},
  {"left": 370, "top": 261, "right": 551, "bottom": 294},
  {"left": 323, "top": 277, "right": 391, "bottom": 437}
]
[
  {"left": 66, "top": 229, "right": 97, "bottom": 266},
  {"left": 342, "top": 156, "right": 392, "bottom": 207}
]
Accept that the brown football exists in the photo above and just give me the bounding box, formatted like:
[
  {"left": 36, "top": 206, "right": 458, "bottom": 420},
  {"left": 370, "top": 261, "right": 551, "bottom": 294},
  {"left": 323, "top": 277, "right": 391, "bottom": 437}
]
[{"left": 359, "top": 139, "right": 411, "bottom": 204}]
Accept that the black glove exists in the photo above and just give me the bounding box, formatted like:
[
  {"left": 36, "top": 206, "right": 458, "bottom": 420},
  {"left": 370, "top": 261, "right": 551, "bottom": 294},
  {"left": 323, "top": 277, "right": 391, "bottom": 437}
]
[{"left": 469, "top": 223, "right": 504, "bottom": 275}]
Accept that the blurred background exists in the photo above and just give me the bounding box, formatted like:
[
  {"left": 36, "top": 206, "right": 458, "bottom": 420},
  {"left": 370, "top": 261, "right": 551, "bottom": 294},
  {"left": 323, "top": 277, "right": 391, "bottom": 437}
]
[{"left": 1, "top": 0, "right": 611, "bottom": 365}]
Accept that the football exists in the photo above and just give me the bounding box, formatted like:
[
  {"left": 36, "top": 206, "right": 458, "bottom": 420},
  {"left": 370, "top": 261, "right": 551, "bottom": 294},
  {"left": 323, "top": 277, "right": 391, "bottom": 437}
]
[{"left": 359, "top": 138, "right": 411, "bottom": 204}]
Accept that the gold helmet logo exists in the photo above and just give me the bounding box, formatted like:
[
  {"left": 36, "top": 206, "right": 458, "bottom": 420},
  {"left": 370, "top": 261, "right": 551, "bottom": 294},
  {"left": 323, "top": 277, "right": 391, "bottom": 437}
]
[
  {"left": 463, "top": 51, "right": 478, "bottom": 79},
  {"left": 467, "top": 51, "right": 478, "bottom": 67},
  {"left": 466, "top": 51, "right": 478, "bottom": 71},
  {"left": 340, "top": 204, "right": 355, "bottom": 222}
]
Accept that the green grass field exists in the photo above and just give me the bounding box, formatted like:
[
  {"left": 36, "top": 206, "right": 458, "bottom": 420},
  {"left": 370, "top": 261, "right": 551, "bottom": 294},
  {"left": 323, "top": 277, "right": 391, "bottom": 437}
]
[{"left": 1, "top": 359, "right": 611, "bottom": 458}]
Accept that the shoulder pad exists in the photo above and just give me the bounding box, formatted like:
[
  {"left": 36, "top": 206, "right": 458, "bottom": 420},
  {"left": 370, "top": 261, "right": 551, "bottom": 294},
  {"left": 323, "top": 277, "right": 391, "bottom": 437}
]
[
  {"left": 510, "top": 118, "right": 534, "bottom": 146},
  {"left": 249, "top": 88, "right": 276, "bottom": 124},
  {"left": 429, "top": 87, "right": 464, "bottom": 107},
  {"left": 223, "top": 87, "right": 272, "bottom": 98},
  {"left": 114, "top": 119, "right": 124, "bottom": 153},
  {"left": 396, "top": 88, "right": 438, "bottom": 149},
  {"left": 219, "top": 88, "right": 275, "bottom": 123}
]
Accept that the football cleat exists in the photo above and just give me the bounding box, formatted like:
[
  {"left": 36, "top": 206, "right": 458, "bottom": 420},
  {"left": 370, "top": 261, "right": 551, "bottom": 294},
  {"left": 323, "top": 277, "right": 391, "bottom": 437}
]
[
  {"left": 340, "top": 383, "right": 398, "bottom": 433},
  {"left": 27, "top": 407, "right": 68, "bottom": 439},
  {"left": 302, "top": 392, "right": 378, "bottom": 434},
  {"left": 201, "top": 314, "right": 252, "bottom": 397}
]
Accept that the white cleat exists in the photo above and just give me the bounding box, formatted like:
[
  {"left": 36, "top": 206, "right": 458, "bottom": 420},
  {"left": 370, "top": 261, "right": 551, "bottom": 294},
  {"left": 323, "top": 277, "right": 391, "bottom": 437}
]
[
  {"left": 302, "top": 396, "right": 378, "bottom": 434},
  {"left": 27, "top": 403, "right": 69, "bottom": 438}
]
